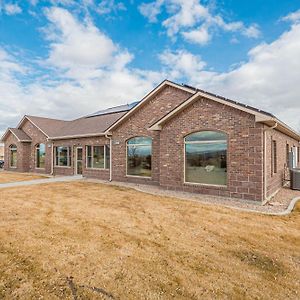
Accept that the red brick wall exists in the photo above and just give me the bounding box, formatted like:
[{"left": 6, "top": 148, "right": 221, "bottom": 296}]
[
  {"left": 52, "top": 136, "right": 110, "bottom": 179},
  {"left": 111, "top": 85, "right": 193, "bottom": 185},
  {"left": 265, "top": 128, "right": 299, "bottom": 198},
  {"left": 4, "top": 133, "right": 31, "bottom": 173},
  {"left": 21, "top": 119, "right": 51, "bottom": 174},
  {"left": 159, "top": 97, "right": 264, "bottom": 202}
]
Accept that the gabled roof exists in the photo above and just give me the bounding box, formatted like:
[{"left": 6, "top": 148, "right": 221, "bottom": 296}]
[
  {"left": 86, "top": 102, "right": 139, "bottom": 118},
  {"left": 2, "top": 79, "right": 299, "bottom": 142},
  {"left": 18, "top": 115, "right": 68, "bottom": 138},
  {"left": 148, "top": 87, "right": 300, "bottom": 141},
  {"left": 14, "top": 111, "right": 129, "bottom": 140},
  {"left": 104, "top": 80, "right": 195, "bottom": 133},
  {"left": 49, "top": 111, "right": 128, "bottom": 140},
  {"left": 1, "top": 128, "right": 31, "bottom": 142}
]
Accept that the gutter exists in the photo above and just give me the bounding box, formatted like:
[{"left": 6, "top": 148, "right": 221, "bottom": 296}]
[
  {"left": 49, "top": 133, "right": 106, "bottom": 140},
  {"left": 105, "top": 133, "right": 112, "bottom": 182},
  {"left": 263, "top": 120, "right": 278, "bottom": 202}
]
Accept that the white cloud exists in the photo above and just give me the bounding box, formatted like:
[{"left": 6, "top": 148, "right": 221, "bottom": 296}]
[
  {"left": 242, "top": 24, "right": 261, "bottom": 38},
  {"left": 139, "top": 0, "right": 164, "bottom": 23},
  {"left": 44, "top": 7, "right": 117, "bottom": 71},
  {"left": 139, "top": 0, "right": 261, "bottom": 45},
  {"left": 281, "top": 9, "right": 300, "bottom": 24},
  {"left": 3, "top": 3, "right": 22, "bottom": 15},
  {"left": 0, "top": 7, "right": 163, "bottom": 135},
  {"left": 161, "top": 23, "right": 300, "bottom": 131},
  {"left": 96, "top": 0, "right": 126, "bottom": 15},
  {"left": 159, "top": 49, "right": 206, "bottom": 79},
  {"left": 182, "top": 24, "right": 211, "bottom": 45}
]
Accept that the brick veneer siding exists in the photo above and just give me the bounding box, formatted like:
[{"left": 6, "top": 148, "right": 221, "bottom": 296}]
[
  {"left": 265, "top": 127, "right": 299, "bottom": 198},
  {"left": 4, "top": 133, "right": 31, "bottom": 172},
  {"left": 52, "top": 136, "right": 110, "bottom": 179},
  {"left": 3, "top": 84, "right": 299, "bottom": 203},
  {"left": 111, "top": 85, "right": 192, "bottom": 185},
  {"left": 21, "top": 119, "right": 52, "bottom": 174},
  {"left": 159, "top": 97, "right": 265, "bottom": 202}
]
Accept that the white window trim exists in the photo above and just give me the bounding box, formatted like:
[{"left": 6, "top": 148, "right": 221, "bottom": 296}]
[
  {"left": 184, "top": 134, "right": 228, "bottom": 187},
  {"left": 55, "top": 146, "right": 71, "bottom": 167},
  {"left": 126, "top": 137, "right": 152, "bottom": 178},
  {"left": 86, "top": 145, "right": 110, "bottom": 170}
]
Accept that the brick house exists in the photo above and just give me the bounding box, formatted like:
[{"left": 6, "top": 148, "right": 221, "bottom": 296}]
[{"left": 2, "top": 80, "right": 300, "bottom": 202}]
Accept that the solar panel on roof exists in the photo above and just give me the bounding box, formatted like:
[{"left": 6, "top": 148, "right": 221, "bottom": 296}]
[{"left": 85, "top": 101, "right": 140, "bottom": 118}]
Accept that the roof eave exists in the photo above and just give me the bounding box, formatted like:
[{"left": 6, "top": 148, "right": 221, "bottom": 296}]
[
  {"left": 259, "top": 118, "right": 300, "bottom": 141},
  {"left": 0, "top": 128, "right": 12, "bottom": 142},
  {"left": 48, "top": 132, "right": 106, "bottom": 140},
  {"left": 148, "top": 91, "right": 300, "bottom": 141},
  {"left": 0, "top": 128, "right": 32, "bottom": 143},
  {"left": 149, "top": 91, "right": 272, "bottom": 131},
  {"left": 17, "top": 115, "right": 50, "bottom": 138},
  {"left": 104, "top": 80, "right": 195, "bottom": 134}
]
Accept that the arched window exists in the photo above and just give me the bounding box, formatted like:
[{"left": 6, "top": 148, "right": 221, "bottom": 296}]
[
  {"left": 127, "top": 137, "right": 152, "bottom": 177},
  {"left": 185, "top": 131, "right": 227, "bottom": 186},
  {"left": 9, "top": 144, "right": 17, "bottom": 168},
  {"left": 36, "top": 143, "right": 46, "bottom": 169}
]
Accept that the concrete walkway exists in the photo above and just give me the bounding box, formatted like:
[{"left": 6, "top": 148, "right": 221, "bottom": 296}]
[{"left": 0, "top": 175, "right": 83, "bottom": 189}]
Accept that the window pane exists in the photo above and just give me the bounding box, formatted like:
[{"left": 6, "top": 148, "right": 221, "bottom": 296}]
[
  {"left": 185, "top": 131, "right": 227, "bottom": 142},
  {"left": 86, "top": 146, "right": 92, "bottom": 168},
  {"left": 127, "top": 137, "right": 152, "bottom": 145},
  {"left": 36, "top": 144, "right": 46, "bottom": 168},
  {"left": 185, "top": 142, "right": 227, "bottom": 185},
  {"left": 105, "top": 145, "right": 110, "bottom": 169},
  {"left": 10, "top": 145, "right": 17, "bottom": 167},
  {"left": 56, "top": 146, "right": 69, "bottom": 167},
  {"left": 59, "top": 148, "right": 68, "bottom": 166},
  {"left": 127, "top": 144, "right": 152, "bottom": 177},
  {"left": 93, "top": 146, "right": 104, "bottom": 168}
]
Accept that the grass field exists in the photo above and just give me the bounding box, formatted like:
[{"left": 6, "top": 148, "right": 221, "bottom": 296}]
[
  {"left": 0, "top": 181, "right": 299, "bottom": 299},
  {"left": 0, "top": 171, "right": 47, "bottom": 183}
]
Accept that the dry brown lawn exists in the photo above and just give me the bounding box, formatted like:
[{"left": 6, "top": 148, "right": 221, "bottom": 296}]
[
  {"left": 0, "top": 171, "right": 47, "bottom": 183},
  {"left": 0, "top": 181, "right": 299, "bottom": 299}
]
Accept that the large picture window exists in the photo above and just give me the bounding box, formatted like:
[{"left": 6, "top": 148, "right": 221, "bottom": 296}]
[
  {"left": 36, "top": 143, "right": 46, "bottom": 168},
  {"left": 86, "top": 145, "right": 110, "bottom": 169},
  {"left": 55, "top": 146, "right": 71, "bottom": 167},
  {"left": 9, "top": 144, "right": 17, "bottom": 168},
  {"left": 185, "top": 131, "right": 227, "bottom": 186},
  {"left": 127, "top": 137, "right": 152, "bottom": 177}
]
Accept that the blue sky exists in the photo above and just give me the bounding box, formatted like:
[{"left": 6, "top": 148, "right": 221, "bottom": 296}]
[{"left": 0, "top": 0, "right": 300, "bottom": 135}]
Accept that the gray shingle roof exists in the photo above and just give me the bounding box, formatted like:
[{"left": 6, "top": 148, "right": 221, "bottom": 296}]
[{"left": 9, "top": 128, "right": 31, "bottom": 141}]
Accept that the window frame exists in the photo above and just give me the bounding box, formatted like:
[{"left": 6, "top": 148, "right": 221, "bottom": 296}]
[
  {"left": 85, "top": 145, "right": 110, "bottom": 170},
  {"left": 286, "top": 143, "right": 290, "bottom": 165},
  {"left": 126, "top": 136, "right": 152, "bottom": 178},
  {"left": 271, "top": 140, "right": 277, "bottom": 175},
  {"left": 35, "top": 143, "right": 46, "bottom": 169},
  {"left": 184, "top": 130, "right": 228, "bottom": 187},
  {"left": 9, "top": 144, "right": 17, "bottom": 168},
  {"left": 54, "top": 146, "right": 72, "bottom": 168}
]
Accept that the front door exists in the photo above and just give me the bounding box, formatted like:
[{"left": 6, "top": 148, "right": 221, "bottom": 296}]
[{"left": 75, "top": 147, "right": 83, "bottom": 175}]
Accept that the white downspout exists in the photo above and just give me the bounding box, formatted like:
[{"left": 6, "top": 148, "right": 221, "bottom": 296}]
[
  {"left": 263, "top": 121, "right": 278, "bottom": 202},
  {"left": 105, "top": 134, "right": 112, "bottom": 182}
]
